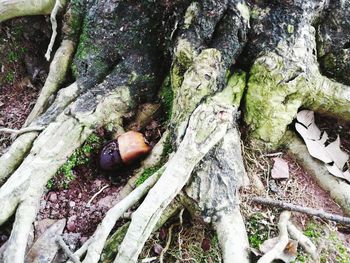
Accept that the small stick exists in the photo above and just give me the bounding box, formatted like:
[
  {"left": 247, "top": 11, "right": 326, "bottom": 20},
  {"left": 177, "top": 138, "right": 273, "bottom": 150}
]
[
  {"left": 264, "top": 152, "right": 283, "bottom": 157},
  {"left": 56, "top": 236, "right": 81, "bottom": 263},
  {"left": 0, "top": 126, "right": 44, "bottom": 135},
  {"left": 159, "top": 224, "right": 176, "bottom": 263},
  {"left": 45, "top": 0, "right": 63, "bottom": 60},
  {"left": 251, "top": 196, "right": 350, "bottom": 224},
  {"left": 258, "top": 211, "right": 291, "bottom": 263},
  {"left": 86, "top": 185, "right": 109, "bottom": 206}
]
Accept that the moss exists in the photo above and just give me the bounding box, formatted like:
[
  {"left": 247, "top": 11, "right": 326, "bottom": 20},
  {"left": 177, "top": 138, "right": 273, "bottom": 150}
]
[
  {"left": 6, "top": 72, "right": 14, "bottom": 83},
  {"left": 47, "top": 133, "right": 103, "bottom": 189},
  {"left": 135, "top": 134, "right": 174, "bottom": 186},
  {"left": 244, "top": 54, "right": 304, "bottom": 146},
  {"left": 224, "top": 71, "right": 246, "bottom": 107},
  {"left": 159, "top": 75, "right": 174, "bottom": 121},
  {"left": 100, "top": 222, "right": 130, "bottom": 263},
  {"left": 294, "top": 222, "right": 350, "bottom": 263},
  {"left": 135, "top": 165, "right": 162, "bottom": 187},
  {"left": 246, "top": 213, "right": 270, "bottom": 249}
]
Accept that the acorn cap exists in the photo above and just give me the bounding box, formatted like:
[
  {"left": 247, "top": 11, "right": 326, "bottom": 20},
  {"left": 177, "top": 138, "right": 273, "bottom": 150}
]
[
  {"left": 117, "top": 131, "right": 151, "bottom": 165},
  {"left": 99, "top": 140, "right": 123, "bottom": 171}
]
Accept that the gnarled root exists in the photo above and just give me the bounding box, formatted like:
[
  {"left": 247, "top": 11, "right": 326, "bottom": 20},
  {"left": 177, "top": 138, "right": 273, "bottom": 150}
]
[
  {"left": 0, "top": 0, "right": 55, "bottom": 22},
  {"left": 0, "top": 86, "right": 134, "bottom": 262}
]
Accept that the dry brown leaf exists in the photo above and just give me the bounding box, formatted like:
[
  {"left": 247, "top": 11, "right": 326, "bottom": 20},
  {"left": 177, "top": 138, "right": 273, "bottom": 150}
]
[
  {"left": 271, "top": 157, "right": 289, "bottom": 179},
  {"left": 295, "top": 110, "right": 350, "bottom": 182}
]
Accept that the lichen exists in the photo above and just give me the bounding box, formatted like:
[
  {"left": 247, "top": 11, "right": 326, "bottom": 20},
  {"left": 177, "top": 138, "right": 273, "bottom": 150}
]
[{"left": 244, "top": 54, "right": 304, "bottom": 146}]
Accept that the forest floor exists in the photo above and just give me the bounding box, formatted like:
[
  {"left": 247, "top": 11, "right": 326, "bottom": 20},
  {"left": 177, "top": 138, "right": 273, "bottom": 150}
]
[{"left": 0, "top": 16, "right": 350, "bottom": 263}]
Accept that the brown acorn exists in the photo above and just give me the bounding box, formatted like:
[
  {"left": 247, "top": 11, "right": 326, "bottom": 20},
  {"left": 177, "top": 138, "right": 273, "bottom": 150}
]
[{"left": 99, "top": 131, "right": 151, "bottom": 171}]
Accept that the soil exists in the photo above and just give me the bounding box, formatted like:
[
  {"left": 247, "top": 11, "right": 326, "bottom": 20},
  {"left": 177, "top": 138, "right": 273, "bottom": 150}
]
[{"left": 0, "top": 16, "right": 50, "bottom": 154}]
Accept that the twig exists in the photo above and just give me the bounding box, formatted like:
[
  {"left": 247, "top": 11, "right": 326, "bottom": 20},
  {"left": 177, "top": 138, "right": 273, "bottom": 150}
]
[
  {"left": 287, "top": 222, "right": 318, "bottom": 260},
  {"left": 258, "top": 211, "right": 291, "bottom": 263},
  {"left": 45, "top": 0, "right": 63, "bottom": 61},
  {"left": 251, "top": 196, "right": 350, "bottom": 224},
  {"left": 0, "top": 126, "right": 44, "bottom": 135},
  {"left": 86, "top": 185, "right": 109, "bottom": 206},
  {"left": 264, "top": 152, "right": 283, "bottom": 157},
  {"left": 159, "top": 223, "right": 178, "bottom": 263},
  {"left": 141, "top": 257, "right": 157, "bottom": 263},
  {"left": 56, "top": 236, "right": 81, "bottom": 263}
]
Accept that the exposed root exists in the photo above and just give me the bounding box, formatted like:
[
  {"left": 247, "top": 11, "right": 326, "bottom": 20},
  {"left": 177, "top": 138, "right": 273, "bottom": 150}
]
[
  {"left": 77, "top": 168, "right": 164, "bottom": 263},
  {"left": 0, "top": 88, "right": 135, "bottom": 261},
  {"left": 0, "top": 132, "right": 38, "bottom": 185},
  {"left": 3, "top": 198, "right": 38, "bottom": 262},
  {"left": 251, "top": 196, "right": 350, "bottom": 224},
  {"left": 0, "top": 126, "right": 44, "bottom": 135},
  {"left": 25, "top": 39, "right": 76, "bottom": 126},
  {"left": 45, "top": 0, "right": 64, "bottom": 61},
  {"left": 56, "top": 236, "right": 81, "bottom": 263},
  {"left": 258, "top": 211, "right": 291, "bottom": 263},
  {"left": 287, "top": 222, "right": 318, "bottom": 260},
  {"left": 214, "top": 208, "right": 250, "bottom": 263},
  {"left": 115, "top": 98, "right": 236, "bottom": 262},
  {"left": 86, "top": 185, "right": 109, "bottom": 207},
  {"left": 0, "top": 0, "right": 55, "bottom": 22},
  {"left": 287, "top": 134, "right": 350, "bottom": 214}
]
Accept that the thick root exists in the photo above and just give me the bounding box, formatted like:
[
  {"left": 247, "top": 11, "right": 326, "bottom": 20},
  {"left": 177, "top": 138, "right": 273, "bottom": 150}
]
[
  {"left": 287, "top": 134, "right": 350, "bottom": 214},
  {"left": 115, "top": 96, "right": 237, "bottom": 262},
  {"left": 79, "top": 167, "right": 165, "bottom": 263},
  {"left": 25, "top": 39, "right": 76, "bottom": 126},
  {"left": 0, "top": 88, "right": 134, "bottom": 261},
  {"left": 0, "top": 0, "right": 55, "bottom": 22},
  {"left": 214, "top": 209, "right": 249, "bottom": 263},
  {"left": 186, "top": 127, "right": 250, "bottom": 262}
]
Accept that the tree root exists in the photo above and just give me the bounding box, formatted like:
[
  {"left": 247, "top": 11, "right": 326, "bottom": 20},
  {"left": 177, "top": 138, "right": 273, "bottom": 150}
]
[
  {"left": 251, "top": 196, "right": 350, "bottom": 224},
  {"left": 257, "top": 211, "right": 318, "bottom": 262},
  {"left": 287, "top": 222, "right": 318, "bottom": 260},
  {"left": 0, "top": 126, "right": 44, "bottom": 135},
  {"left": 258, "top": 211, "right": 291, "bottom": 263},
  {"left": 115, "top": 99, "right": 236, "bottom": 262},
  {"left": 0, "top": 0, "right": 55, "bottom": 22},
  {"left": 76, "top": 168, "right": 164, "bottom": 263},
  {"left": 56, "top": 236, "right": 81, "bottom": 263},
  {"left": 45, "top": 0, "right": 64, "bottom": 61},
  {"left": 287, "top": 134, "right": 350, "bottom": 214},
  {"left": 25, "top": 39, "right": 76, "bottom": 126},
  {"left": 0, "top": 87, "right": 135, "bottom": 262}
]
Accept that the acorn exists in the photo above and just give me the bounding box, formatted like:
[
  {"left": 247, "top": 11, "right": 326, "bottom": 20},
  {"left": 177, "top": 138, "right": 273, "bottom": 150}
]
[{"left": 99, "top": 131, "right": 151, "bottom": 171}]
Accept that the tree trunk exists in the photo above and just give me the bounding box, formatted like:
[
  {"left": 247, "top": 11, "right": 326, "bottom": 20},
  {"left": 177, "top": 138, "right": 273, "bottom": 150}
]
[{"left": 0, "top": 0, "right": 349, "bottom": 262}]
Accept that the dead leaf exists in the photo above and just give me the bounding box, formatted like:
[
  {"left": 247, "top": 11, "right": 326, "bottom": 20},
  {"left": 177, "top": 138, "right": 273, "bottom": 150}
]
[
  {"left": 153, "top": 243, "right": 163, "bottom": 255},
  {"left": 271, "top": 157, "right": 289, "bottom": 179},
  {"left": 25, "top": 219, "right": 66, "bottom": 263},
  {"left": 295, "top": 110, "right": 350, "bottom": 182},
  {"left": 279, "top": 240, "right": 298, "bottom": 263}
]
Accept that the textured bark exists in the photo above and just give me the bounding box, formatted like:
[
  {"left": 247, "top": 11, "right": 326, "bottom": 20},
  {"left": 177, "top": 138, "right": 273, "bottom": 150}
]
[{"left": 1, "top": 0, "right": 350, "bottom": 262}]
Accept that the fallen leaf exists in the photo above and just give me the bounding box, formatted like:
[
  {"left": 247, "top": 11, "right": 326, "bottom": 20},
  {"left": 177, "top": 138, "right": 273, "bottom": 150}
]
[
  {"left": 271, "top": 157, "right": 289, "bottom": 179},
  {"left": 25, "top": 219, "right": 66, "bottom": 263},
  {"left": 279, "top": 240, "right": 298, "bottom": 263},
  {"left": 201, "top": 238, "right": 211, "bottom": 251},
  {"left": 153, "top": 243, "right": 163, "bottom": 255},
  {"left": 295, "top": 110, "right": 350, "bottom": 182}
]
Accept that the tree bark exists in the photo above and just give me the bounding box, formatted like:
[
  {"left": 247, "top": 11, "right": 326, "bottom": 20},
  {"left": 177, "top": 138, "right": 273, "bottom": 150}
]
[{"left": 0, "top": 0, "right": 350, "bottom": 262}]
